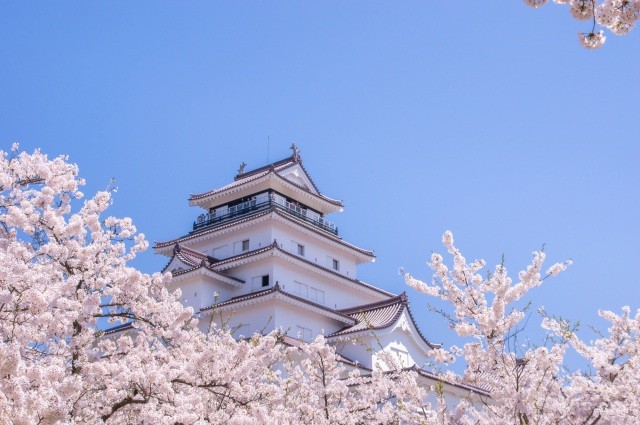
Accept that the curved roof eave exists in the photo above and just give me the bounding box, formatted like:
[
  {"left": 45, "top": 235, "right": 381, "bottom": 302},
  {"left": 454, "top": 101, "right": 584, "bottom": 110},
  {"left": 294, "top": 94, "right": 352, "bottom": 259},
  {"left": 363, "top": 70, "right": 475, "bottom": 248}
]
[
  {"left": 188, "top": 170, "right": 344, "bottom": 211},
  {"left": 153, "top": 209, "right": 375, "bottom": 261},
  {"left": 200, "top": 283, "right": 356, "bottom": 325},
  {"left": 327, "top": 294, "right": 440, "bottom": 350}
]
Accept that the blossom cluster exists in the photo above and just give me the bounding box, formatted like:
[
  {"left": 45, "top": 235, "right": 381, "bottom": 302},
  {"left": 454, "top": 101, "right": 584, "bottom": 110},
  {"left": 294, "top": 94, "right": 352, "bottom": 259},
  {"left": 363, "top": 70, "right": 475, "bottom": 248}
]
[
  {"left": 401, "top": 231, "right": 640, "bottom": 423},
  {"left": 524, "top": 0, "right": 639, "bottom": 48}
]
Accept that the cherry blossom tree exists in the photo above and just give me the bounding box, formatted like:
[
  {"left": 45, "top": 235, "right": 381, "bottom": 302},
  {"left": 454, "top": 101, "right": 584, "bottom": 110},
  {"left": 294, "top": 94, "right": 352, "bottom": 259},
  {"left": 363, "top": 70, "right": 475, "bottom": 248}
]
[
  {"left": 401, "top": 231, "right": 640, "bottom": 424},
  {"left": 279, "top": 335, "right": 440, "bottom": 424},
  {"left": 0, "top": 144, "right": 205, "bottom": 422},
  {"left": 523, "top": 0, "right": 639, "bottom": 48},
  {"left": 0, "top": 146, "right": 438, "bottom": 424}
]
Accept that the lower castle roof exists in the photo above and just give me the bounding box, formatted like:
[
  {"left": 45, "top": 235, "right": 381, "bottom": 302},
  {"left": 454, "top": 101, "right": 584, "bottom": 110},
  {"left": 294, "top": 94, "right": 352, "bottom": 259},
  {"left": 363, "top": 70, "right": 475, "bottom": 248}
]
[{"left": 328, "top": 294, "right": 440, "bottom": 349}]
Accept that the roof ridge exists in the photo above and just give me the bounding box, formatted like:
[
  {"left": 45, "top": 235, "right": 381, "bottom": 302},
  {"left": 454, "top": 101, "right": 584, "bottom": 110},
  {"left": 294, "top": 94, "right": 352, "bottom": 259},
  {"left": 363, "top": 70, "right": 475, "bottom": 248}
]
[
  {"left": 338, "top": 292, "right": 407, "bottom": 314},
  {"left": 155, "top": 208, "right": 374, "bottom": 258},
  {"left": 234, "top": 155, "right": 296, "bottom": 181},
  {"left": 153, "top": 209, "right": 273, "bottom": 249},
  {"left": 200, "top": 284, "right": 356, "bottom": 323},
  {"left": 200, "top": 242, "right": 391, "bottom": 298},
  {"left": 328, "top": 293, "right": 440, "bottom": 350},
  {"left": 188, "top": 168, "right": 343, "bottom": 207}
]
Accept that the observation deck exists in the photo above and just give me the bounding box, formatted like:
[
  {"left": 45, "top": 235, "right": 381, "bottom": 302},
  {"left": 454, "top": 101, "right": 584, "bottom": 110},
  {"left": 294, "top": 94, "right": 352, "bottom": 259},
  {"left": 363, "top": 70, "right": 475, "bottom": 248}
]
[{"left": 192, "top": 192, "right": 338, "bottom": 236}]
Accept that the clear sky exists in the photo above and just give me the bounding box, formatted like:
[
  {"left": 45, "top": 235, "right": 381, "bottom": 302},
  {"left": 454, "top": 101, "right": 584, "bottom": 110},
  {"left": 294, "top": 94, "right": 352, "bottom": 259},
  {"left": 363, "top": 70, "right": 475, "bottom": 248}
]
[{"left": 1, "top": 2, "right": 638, "bottom": 369}]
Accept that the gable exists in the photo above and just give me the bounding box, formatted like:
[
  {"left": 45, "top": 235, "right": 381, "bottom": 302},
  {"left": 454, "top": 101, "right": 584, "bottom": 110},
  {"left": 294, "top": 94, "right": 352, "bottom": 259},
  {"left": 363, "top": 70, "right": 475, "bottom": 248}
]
[
  {"left": 277, "top": 164, "right": 319, "bottom": 195},
  {"left": 163, "top": 256, "right": 194, "bottom": 274},
  {"left": 372, "top": 313, "right": 435, "bottom": 371}
]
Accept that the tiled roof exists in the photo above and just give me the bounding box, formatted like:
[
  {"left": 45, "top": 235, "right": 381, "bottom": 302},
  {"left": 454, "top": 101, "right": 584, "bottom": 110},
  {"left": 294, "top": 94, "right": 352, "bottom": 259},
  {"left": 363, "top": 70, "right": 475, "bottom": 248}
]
[
  {"left": 330, "top": 295, "right": 407, "bottom": 336},
  {"left": 154, "top": 209, "right": 272, "bottom": 250},
  {"left": 206, "top": 243, "right": 276, "bottom": 268},
  {"left": 232, "top": 153, "right": 325, "bottom": 199},
  {"left": 160, "top": 244, "right": 245, "bottom": 285},
  {"left": 280, "top": 335, "right": 372, "bottom": 371},
  {"left": 234, "top": 155, "right": 299, "bottom": 181},
  {"left": 102, "top": 322, "right": 134, "bottom": 335},
  {"left": 270, "top": 208, "right": 374, "bottom": 257},
  {"left": 200, "top": 282, "right": 356, "bottom": 324},
  {"left": 204, "top": 242, "right": 391, "bottom": 298},
  {"left": 200, "top": 285, "right": 276, "bottom": 310},
  {"left": 408, "top": 366, "right": 491, "bottom": 396},
  {"left": 164, "top": 244, "right": 214, "bottom": 270},
  {"left": 188, "top": 154, "right": 343, "bottom": 207},
  {"left": 328, "top": 294, "right": 439, "bottom": 349},
  {"left": 189, "top": 168, "right": 271, "bottom": 201},
  {"left": 154, "top": 207, "right": 374, "bottom": 259}
]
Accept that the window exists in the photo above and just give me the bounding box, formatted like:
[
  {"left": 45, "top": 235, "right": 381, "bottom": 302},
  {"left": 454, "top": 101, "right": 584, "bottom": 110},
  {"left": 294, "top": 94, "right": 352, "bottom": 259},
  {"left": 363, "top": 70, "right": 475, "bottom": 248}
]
[
  {"left": 234, "top": 239, "right": 250, "bottom": 254},
  {"left": 332, "top": 259, "right": 340, "bottom": 271},
  {"left": 309, "top": 287, "right": 325, "bottom": 304},
  {"left": 294, "top": 281, "right": 308, "bottom": 298},
  {"left": 296, "top": 325, "right": 312, "bottom": 342},
  {"left": 252, "top": 274, "right": 270, "bottom": 291},
  {"left": 294, "top": 281, "right": 324, "bottom": 305},
  {"left": 297, "top": 243, "right": 305, "bottom": 256}
]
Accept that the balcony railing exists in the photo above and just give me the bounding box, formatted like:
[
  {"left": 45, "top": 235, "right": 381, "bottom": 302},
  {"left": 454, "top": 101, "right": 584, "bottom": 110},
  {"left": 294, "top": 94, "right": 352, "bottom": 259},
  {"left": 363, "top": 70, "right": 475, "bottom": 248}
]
[{"left": 192, "top": 193, "right": 338, "bottom": 235}]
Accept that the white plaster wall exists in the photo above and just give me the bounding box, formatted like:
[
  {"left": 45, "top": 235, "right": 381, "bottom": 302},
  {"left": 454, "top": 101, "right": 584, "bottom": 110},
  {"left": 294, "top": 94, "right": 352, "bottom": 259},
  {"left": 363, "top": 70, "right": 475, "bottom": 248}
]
[
  {"left": 189, "top": 221, "right": 273, "bottom": 259},
  {"left": 206, "top": 302, "right": 277, "bottom": 338},
  {"left": 271, "top": 220, "right": 358, "bottom": 278},
  {"left": 373, "top": 324, "right": 430, "bottom": 371},
  {"left": 216, "top": 260, "right": 275, "bottom": 298},
  {"left": 271, "top": 256, "right": 382, "bottom": 310},
  {"left": 168, "top": 258, "right": 276, "bottom": 315},
  {"left": 332, "top": 317, "right": 432, "bottom": 371},
  {"left": 332, "top": 336, "right": 376, "bottom": 368},
  {"left": 271, "top": 299, "right": 344, "bottom": 339},
  {"left": 169, "top": 273, "right": 248, "bottom": 311},
  {"left": 203, "top": 298, "right": 345, "bottom": 341}
]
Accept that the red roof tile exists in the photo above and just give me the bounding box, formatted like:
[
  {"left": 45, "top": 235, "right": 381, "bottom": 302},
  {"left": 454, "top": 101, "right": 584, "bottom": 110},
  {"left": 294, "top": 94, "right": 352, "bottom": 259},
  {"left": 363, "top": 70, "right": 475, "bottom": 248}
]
[
  {"left": 160, "top": 244, "right": 245, "bottom": 284},
  {"left": 154, "top": 207, "right": 374, "bottom": 261},
  {"left": 328, "top": 294, "right": 439, "bottom": 349},
  {"left": 188, "top": 154, "right": 343, "bottom": 207}
]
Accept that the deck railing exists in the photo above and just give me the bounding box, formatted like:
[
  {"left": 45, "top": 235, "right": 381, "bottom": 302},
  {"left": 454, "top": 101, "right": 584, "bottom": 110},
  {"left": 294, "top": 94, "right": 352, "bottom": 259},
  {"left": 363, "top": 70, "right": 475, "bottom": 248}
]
[{"left": 193, "top": 193, "right": 338, "bottom": 235}]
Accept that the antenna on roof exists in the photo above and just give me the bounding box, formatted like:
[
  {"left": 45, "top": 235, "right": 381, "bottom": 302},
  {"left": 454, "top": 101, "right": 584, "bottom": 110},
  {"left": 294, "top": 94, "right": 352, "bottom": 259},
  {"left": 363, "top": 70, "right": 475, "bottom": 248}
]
[{"left": 267, "top": 136, "right": 270, "bottom": 163}]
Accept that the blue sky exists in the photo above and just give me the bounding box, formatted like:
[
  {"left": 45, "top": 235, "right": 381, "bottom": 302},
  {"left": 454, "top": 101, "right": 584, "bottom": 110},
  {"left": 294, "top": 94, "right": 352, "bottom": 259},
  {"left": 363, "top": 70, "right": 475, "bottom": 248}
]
[{"left": 1, "top": 2, "right": 638, "bottom": 368}]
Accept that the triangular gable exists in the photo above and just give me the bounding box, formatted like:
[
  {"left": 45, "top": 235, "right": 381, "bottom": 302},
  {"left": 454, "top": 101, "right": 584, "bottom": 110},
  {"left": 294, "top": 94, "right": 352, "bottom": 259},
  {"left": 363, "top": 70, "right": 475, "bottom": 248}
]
[
  {"left": 328, "top": 294, "right": 439, "bottom": 352},
  {"left": 162, "top": 255, "right": 195, "bottom": 274},
  {"left": 335, "top": 308, "right": 436, "bottom": 355},
  {"left": 389, "top": 310, "right": 434, "bottom": 353},
  {"left": 276, "top": 163, "right": 319, "bottom": 195}
]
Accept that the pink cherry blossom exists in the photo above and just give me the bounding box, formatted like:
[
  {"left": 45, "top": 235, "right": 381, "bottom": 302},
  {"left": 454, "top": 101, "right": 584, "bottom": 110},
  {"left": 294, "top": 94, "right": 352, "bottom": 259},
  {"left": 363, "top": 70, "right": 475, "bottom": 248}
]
[{"left": 524, "top": 0, "right": 638, "bottom": 47}]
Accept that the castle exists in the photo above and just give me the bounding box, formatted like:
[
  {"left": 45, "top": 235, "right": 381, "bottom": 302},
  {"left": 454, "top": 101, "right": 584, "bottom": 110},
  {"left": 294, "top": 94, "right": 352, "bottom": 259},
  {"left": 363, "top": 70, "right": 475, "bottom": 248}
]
[
  {"left": 152, "top": 144, "right": 434, "bottom": 370},
  {"left": 151, "top": 144, "right": 486, "bottom": 402}
]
